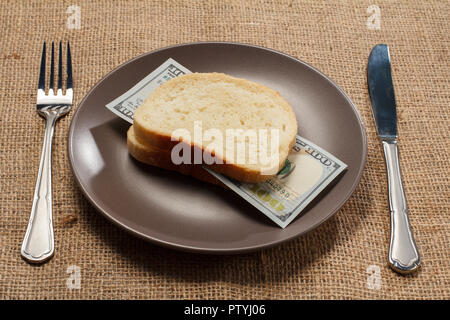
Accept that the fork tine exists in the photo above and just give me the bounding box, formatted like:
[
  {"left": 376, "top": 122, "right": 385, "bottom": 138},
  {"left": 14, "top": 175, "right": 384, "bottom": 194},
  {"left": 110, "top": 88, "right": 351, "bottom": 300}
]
[
  {"left": 49, "top": 42, "right": 55, "bottom": 91},
  {"left": 66, "top": 41, "right": 73, "bottom": 89},
  {"left": 38, "top": 42, "right": 46, "bottom": 90},
  {"left": 57, "top": 41, "right": 63, "bottom": 90}
]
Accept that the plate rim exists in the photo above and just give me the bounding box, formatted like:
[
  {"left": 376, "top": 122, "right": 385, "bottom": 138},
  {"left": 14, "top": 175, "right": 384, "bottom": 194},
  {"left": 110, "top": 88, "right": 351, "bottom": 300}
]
[{"left": 67, "top": 41, "right": 368, "bottom": 254}]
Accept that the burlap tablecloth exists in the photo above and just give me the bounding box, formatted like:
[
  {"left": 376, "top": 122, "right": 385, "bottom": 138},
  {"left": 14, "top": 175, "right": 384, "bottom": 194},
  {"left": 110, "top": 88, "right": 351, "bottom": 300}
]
[{"left": 0, "top": 0, "right": 448, "bottom": 299}]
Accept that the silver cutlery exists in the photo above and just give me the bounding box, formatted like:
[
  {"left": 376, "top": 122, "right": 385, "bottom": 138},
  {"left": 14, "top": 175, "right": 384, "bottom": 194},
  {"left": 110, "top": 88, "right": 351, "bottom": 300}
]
[
  {"left": 367, "top": 44, "right": 420, "bottom": 274},
  {"left": 21, "top": 42, "right": 73, "bottom": 263}
]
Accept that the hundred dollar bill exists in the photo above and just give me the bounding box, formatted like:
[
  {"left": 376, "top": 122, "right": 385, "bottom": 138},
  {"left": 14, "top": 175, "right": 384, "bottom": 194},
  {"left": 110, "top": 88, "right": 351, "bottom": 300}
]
[
  {"left": 105, "top": 58, "right": 191, "bottom": 124},
  {"left": 204, "top": 137, "right": 347, "bottom": 228},
  {"left": 105, "top": 58, "right": 347, "bottom": 228}
]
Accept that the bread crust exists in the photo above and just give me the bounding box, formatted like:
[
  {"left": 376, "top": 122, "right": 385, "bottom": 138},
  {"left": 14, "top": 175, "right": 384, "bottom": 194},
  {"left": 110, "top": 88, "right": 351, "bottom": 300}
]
[{"left": 127, "top": 127, "right": 222, "bottom": 186}]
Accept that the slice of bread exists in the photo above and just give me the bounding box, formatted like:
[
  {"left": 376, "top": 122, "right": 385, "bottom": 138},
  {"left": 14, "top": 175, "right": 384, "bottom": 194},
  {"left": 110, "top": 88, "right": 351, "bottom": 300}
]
[
  {"left": 133, "top": 73, "right": 297, "bottom": 182},
  {"left": 127, "top": 126, "right": 220, "bottom": 185}
]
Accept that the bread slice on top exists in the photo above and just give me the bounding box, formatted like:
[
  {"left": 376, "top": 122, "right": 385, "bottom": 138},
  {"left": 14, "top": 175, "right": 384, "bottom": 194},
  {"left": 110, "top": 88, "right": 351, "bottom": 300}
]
[{"left": 131, "top": 72, "right": 298, "bottom": 182}]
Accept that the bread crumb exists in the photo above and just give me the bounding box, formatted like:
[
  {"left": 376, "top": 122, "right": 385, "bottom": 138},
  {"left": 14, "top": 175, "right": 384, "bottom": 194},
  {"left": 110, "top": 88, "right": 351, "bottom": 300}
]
[{"left": 61, "top": 213, "right": 78, "bottom": 225}]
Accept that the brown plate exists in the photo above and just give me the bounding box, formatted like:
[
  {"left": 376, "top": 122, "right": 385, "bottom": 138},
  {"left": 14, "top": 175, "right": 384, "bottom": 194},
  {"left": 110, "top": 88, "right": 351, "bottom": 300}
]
[{"left": 68, "top": 42, "right": 367, "bottom": 253}]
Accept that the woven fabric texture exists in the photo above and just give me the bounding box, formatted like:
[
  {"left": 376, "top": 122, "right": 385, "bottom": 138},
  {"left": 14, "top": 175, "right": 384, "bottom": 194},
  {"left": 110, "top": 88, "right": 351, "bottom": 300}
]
[{"left": 0, "top": 0, "right": 448, "bottom": 299}]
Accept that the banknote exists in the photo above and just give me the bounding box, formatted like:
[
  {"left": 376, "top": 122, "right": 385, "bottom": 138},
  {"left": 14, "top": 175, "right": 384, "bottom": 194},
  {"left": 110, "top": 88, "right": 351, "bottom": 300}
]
[
  {"left": 204, "top": 136, "right": 347, "bottom": 228},
  {"left": 105, "top": 58, "right": 348, "bottom": 228},
  {"left": 105, "top": 58, "right": 191, "bottom": 124}
]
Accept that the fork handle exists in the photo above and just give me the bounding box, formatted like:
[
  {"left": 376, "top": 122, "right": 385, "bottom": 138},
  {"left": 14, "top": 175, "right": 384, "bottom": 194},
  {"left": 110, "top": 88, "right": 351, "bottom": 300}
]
[
  {"left": 21, "top": 113, "right": 57, "bottom": 263},
  {"left": 382, "top": 140, "right": 420, "bottom": 274}
]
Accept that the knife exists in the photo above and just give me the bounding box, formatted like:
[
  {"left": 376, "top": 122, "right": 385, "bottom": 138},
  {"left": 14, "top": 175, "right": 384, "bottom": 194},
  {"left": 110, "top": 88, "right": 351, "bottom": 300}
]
[{"left": 367, "top": 44, "right": 421, "bottom": 274}]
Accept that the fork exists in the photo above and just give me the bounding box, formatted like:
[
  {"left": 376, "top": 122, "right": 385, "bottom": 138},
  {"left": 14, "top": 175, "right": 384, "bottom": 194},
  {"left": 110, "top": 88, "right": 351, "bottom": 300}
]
[{"left": 21, "top": 42, "right": 73, "bottom": 263}]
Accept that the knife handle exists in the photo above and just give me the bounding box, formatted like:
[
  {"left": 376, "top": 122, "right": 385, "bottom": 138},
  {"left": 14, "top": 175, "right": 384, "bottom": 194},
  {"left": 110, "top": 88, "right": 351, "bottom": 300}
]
[{"left": 382, "top": 140, "right": 420, "bottom": 274}]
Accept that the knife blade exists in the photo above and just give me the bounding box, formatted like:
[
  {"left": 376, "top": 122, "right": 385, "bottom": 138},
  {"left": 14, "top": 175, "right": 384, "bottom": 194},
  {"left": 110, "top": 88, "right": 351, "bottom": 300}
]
[
  {"left": 367, "top": 44, "right": 397, "bottom": 139},
  {"left": 367, "top": 44, "right": 420, "bottom": 274}
]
